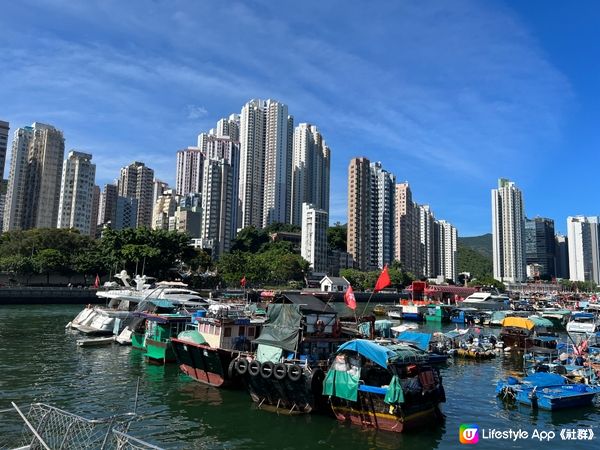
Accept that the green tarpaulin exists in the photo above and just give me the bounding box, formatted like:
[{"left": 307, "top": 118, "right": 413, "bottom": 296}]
[
  {"left": 384, "top": 375, "right": 405, "bottom": 404},
  {"left": 253, "top": 304, "right": 302, "bottom": 353},
  {"left": 323, "top": 369, "right": 360, "bottom": 401},
  {"left": 256, "top": 344, "right": 283, "bottom": 363}
]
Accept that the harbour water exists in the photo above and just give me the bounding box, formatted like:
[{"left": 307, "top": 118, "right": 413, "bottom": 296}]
[{"left": 0, "top": 304, "right": 598, "bottom": 449}]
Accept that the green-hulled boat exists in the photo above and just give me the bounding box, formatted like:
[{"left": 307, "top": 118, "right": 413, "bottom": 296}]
[
  {"left": 424, "top": 304, "right": 451, "bottom": 323},
  {"left": 136, "top": 312, "right": 192, "bottom": 364}
]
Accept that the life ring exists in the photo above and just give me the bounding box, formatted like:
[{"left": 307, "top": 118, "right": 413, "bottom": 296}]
[
  {"left": 260, "top": 361, "right": 275, "bottom": 379},
  {"left": 273, "top": 363, "right": 287, "bottom": 380},
  {"left": 288, "top": 364, "right": 302, "bottom": 381},
  {"left": 248, "top": 360, "right": 261, "bottom": 377},
  {"left": 235, "top": 358, "right": 248, "bottom": 375}
]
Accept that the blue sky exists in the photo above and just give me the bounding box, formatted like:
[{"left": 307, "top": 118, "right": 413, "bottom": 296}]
[{"left": 1, "top": 0, "right": 597, "bottom": 236}]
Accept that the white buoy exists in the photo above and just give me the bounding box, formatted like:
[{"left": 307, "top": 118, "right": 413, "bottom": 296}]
[{"left": 504, "top": 346, "right": 512, "bottom": 352}]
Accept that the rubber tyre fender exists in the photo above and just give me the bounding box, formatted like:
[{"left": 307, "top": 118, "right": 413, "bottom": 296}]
[
  {"left": 228, "top": 359, "right": 237, "bottom": 379},
  {"left": 273, "top": 363, "right": 287, "bottom": 380},
  {"left": 288, "top": 364, "right": 302, "bottom": 382},
  {"left": 260, "top": 361, "right": 275, "bottom": 379},
  {"left": 248, "top": 360, "right": 261, "bottom": 377},
  {"left": 235, "top": 358, "right": 248, "bottom": 375}
]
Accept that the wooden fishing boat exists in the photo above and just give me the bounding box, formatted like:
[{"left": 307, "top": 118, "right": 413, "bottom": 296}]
[
  {"left": 233, "top": 293, "right": 353, "bottom": 414},
  {"left": 171, "top": 304, "right": 264, "bottom": 388},
  {"left": 324, "top": 339, "right": 445, "bottom": 432},
  {"left": 499, "top": 316, "right": 557, "bottom": 350},
  {"left": 133, "top": 312, "right": 192, "bottom": 364}
]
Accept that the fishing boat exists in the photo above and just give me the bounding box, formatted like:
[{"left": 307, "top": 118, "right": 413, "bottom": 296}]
[
  {"left": 393, "top": 331, "right": 450, "bottom": 364},
  {"left": 449, "top": 307, "right": 478, "bottom": 324},
  {"left": 424, "top": 304, "right": 451, "bottom": 323},
  {"left": 540, "top": 309, "right": 571, "bottom": 330},
  {"left": 324, "top": 339, "right": 445, "bottom": 432},
  {"left": 171, "top": 304, "right": 265, "bottom": 388},
  {"left": 496, "top": 372, "right": 600, "bottom": 410},
  {"left": 233, "top": 293, "right": 353, "bottom": 414},
  {"left": 134, "top": 312, "right": 192, "bottom": 364},
  {"left": 400, "top": 302, "right": 427, "bottom": 322},
  {"left": 499, "top": 316, "right": 557, "bottom": 350}
]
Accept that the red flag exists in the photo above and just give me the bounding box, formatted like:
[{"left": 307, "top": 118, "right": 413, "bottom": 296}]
[
  {"left": 240, "top": 276, "right": 247, "bottom": 288},
  {"left": 344, "top": 285, "right": 357, "bottom": 310},
  {"left": 374, "top": 265, "right": 391, "bottom": 292},
  {"left": 93, "top": 274, "right": 100, "bottom": 289}
]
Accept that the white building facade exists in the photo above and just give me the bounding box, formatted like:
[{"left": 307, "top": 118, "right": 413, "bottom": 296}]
[
  {"left": 491, "top": 178, "right": 526, "bottom": 283},
  {"left": 567, "top": 216, "right": 600, "bottom": 283},
  {"left": 301, "top": 202, "right": 328, "bottom": 273},
  {"left": 57, "top": 151, "right": 96, "bottom": 235}
]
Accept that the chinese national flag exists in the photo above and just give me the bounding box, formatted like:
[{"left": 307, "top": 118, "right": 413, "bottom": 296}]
[
  {"left": 93, "top": 274, "right": 100, "bottom": 289},
  {"left": 344, "top": 285, "right": 357, "bottom": 310},
  {"left": 240, "top": 276, "right": 247, "bottom": 288},
  {"left": 374, "top": 265, "right": 391, "bottom": 292}
]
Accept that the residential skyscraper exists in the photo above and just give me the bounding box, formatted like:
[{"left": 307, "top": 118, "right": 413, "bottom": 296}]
[
  {"left": 370, "top": 162, "right": 395, "bottom": 269},
  {"left": 0, "top": 120, "right": 9, "bottom": 179},
  {"left": 524, "top": 217, "right": 556, "bottom": 278},
  {"left": 567, "top": 216, "right": 600, "bottom": 283},
  {"left": 263, "top": 100, "right": 293, "bottom": 227},
  {"left": 394, "top": 182, "right": 421, "bottom": 276},
  {"left": 4, "top": 123, "right": 65, "bottom": 230},
  {"left": 301, "top": 203, "right": 328, "bottom": 273},
  {"left": 491, "top": 178, "right": 526, "bottom": 283},
  {"left": 347, "top": 157, "right": 371, "bottom": 271},
  {"left": 114, "top": 197, "right": 138, "bottom": 230},
  {"left": 118, "top": 161, "right": 154, "bottom": 228},
  {"left": 57, "top": 151, "right": 96, "bottom": 235},
  {"left": 204, "top": 135, "right": 240, "bottom": 240},
  {"left": 0, "top": 121, "right": 10, "bottom": 232},
  {"left": 201, "top": 158, "right": 234, "bottom": 258},
  {"left": 555, "top": 234, "right": 570, "bottom": 279},
  {"left": 436, "top": 220, "right": 458, "bottom": 282},
  {"left": 238, "top": 99, "right": 266, "bottom": 229},
  {"left": 418, "top": 204, "right": 436, "bottom": 278},
  {"left": 97, "top": 184, "right": 118, "bottom": 228},
  {"left": 175, "top": 147, "right": 203, "bottom": 196},
  {"left": 90, "top": 185, "right": 100, "bottom": 238},
  {"left": 152, "top": 190, "right": 178, "bottom": 230},
  {"left": 216, "top": 114, "right": 240, "bottom": 141},
  {"left": 290, "top": 123, "right": 330, "bottom": 226}
]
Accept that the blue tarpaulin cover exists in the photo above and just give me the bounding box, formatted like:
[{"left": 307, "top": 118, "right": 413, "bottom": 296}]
[
  {"left": 522, "top": 372, "right": 566, "bottom": 387},
  {"left": 396, "top": 331, "right": 431, "bottom": 351},
  {"left": 336, "top": 339, "right": 397, "bottom": 368}
]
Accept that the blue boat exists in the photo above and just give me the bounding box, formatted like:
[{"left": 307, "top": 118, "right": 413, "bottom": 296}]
[{"left": 496, "top": 372, "right": 600, "bottom": 410}]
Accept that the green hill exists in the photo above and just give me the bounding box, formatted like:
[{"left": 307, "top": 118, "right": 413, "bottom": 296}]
[
  {"left": 457, "top": 233, "right": 493, "bottom": 279},
  {"left": 458, "top": 233, "right": 492, "bottom": 258}
]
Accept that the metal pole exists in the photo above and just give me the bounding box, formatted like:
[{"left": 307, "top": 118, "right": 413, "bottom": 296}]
[{"left": 11, "top": 402, "right": 51, "bottom": 450}]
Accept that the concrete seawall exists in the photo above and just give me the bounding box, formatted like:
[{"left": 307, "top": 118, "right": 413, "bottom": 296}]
[{"left": 0, "top": 287, "right": 102, "bottom": 305}]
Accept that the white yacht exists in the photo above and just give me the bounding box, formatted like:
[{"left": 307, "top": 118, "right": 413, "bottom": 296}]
[{"left": 462, "top": 291, "right": 510, "bottom": 310}]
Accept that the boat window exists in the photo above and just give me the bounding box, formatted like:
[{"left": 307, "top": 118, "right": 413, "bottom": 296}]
[
  {"left": 238, "top": 326, "right": 245, "bottom": 336},
  {"left": 224, "top": 327, "right": 232, "bottom": 337},
  {"left": 248, "top": 327, "right": 255, "bottom": 337}
]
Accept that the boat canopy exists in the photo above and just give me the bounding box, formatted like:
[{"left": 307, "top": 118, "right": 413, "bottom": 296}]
[
  {"left": 336, "top": 339, "right": 427, "bottom": 368},
  {"left": 527, "top": 316, "right": 554, "bottom": 328},
  {"left": 253, "top": 304, "right": 302, "bottom": 352},
  {"left": 522, "top": 372, "right": 566, "bottom": 387},
  {"left": 396, "top": 331, "right": 431, "bottom": 351},
  {"left": 176, "top": 330, "right": 207, "bottom": 345},
  {"left": 501, "top": 317, "right": 535, "bottom": 330}
]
